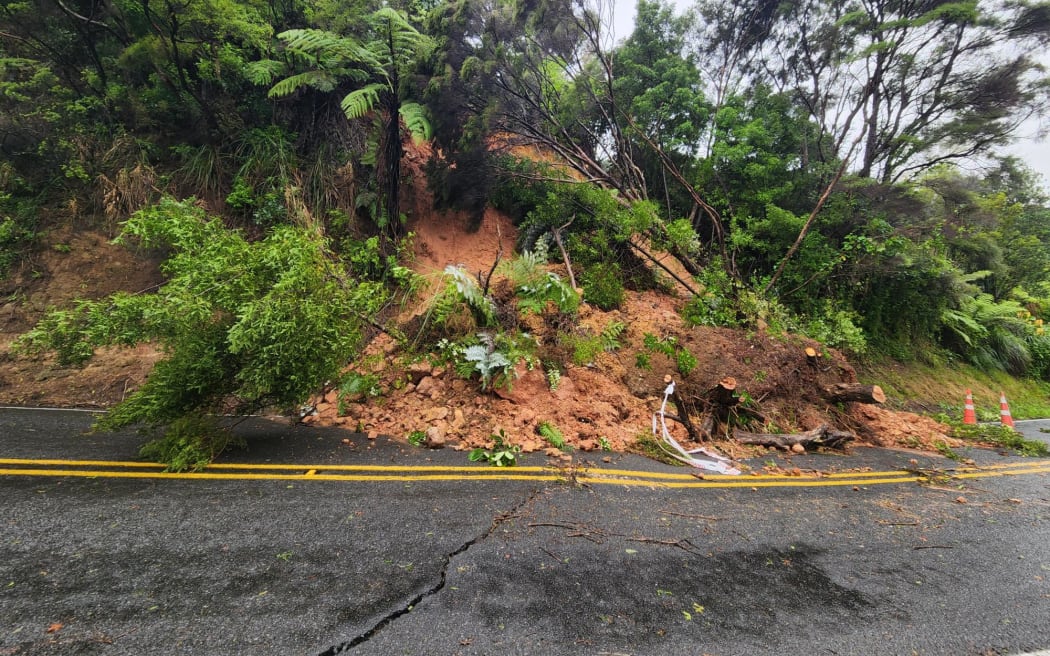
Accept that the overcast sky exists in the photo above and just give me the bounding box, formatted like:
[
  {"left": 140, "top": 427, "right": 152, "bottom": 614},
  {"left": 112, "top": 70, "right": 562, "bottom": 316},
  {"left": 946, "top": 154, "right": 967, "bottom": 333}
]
[{"left": 608, "top": 1, "right": 1050, "bottom": 190}]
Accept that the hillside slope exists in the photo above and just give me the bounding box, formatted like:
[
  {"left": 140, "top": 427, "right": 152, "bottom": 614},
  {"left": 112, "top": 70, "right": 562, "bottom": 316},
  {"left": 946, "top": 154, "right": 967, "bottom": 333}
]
[{"left": 0, "top": 193, "right": 957, "bottom": 462}]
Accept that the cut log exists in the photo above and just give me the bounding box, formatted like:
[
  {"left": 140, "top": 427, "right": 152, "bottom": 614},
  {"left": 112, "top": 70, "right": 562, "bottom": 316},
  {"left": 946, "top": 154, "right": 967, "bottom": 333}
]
[
  {"left": 733, "top": 424, "right": 854, "bottom": 450},
  {"left": 823, "top": 383, "right": 886, "bottom": 405}
]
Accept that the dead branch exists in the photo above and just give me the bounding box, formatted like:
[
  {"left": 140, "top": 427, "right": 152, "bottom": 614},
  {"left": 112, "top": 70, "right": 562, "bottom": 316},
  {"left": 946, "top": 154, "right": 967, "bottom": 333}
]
[{"left": 733, "top": 424, "right": 854, "bottom": 450}]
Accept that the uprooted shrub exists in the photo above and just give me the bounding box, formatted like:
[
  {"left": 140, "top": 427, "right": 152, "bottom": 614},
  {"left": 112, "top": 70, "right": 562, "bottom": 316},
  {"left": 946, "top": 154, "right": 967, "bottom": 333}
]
[{"left": 17, "top": 197, "right": 391, "bottom": 469}]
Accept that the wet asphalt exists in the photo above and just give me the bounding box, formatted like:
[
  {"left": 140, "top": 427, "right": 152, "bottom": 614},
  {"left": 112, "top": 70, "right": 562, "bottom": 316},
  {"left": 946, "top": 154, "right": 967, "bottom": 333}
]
[{"left": 1, "top": 408, "right": 1049, "bottom": 655}]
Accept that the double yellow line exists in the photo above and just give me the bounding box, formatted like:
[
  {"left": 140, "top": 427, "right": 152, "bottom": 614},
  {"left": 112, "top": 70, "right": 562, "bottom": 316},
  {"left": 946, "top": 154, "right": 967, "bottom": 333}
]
[{"left": 1, "top": 457, "right": 1049, "bottom": 488}]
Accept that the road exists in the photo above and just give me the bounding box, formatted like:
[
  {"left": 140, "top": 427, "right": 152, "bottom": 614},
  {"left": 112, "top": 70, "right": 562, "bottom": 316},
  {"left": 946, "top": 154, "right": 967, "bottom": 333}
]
[{"left": 1, "top": 408, "right": 1049, "bottom": 655}]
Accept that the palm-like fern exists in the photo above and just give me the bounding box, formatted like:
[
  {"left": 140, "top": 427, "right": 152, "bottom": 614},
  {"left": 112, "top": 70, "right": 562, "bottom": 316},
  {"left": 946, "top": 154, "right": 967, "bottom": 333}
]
[{"left": 253, "top": 8, "right": 434, "bottom": 237}]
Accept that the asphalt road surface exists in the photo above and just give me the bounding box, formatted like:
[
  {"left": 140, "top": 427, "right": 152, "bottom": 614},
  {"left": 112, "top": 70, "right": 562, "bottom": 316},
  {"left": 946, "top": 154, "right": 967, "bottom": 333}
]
[{"left": 2, "top": 408, "right": 1049, "bottom": 655}]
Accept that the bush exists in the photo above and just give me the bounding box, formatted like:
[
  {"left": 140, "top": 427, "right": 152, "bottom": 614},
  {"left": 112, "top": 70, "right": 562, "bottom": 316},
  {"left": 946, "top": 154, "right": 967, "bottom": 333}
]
[
  {"left": 582, "top": 262, "right": 625, "bottom": 310},
  {"left": 18, "top": 198, "right": 388, "bottom": 465}
]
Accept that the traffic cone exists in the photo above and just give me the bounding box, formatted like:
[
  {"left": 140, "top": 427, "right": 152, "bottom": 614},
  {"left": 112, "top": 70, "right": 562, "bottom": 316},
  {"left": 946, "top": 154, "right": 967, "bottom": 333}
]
[
  {"left": 999, "top": 392, "right": 1014, "bottom": 429},
  {"left": 963, "top": 389, "right": 977, "bottom": 424}
]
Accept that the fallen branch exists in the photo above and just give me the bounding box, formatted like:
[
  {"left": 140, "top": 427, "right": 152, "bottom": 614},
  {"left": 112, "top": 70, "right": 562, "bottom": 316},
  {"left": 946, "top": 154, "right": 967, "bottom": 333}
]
[{"left": 733, "top": 424, "right": 854, "bottom": 450}]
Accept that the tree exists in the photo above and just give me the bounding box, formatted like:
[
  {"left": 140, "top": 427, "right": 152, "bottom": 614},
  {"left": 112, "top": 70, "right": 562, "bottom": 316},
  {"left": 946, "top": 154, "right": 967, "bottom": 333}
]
[
  {"left": 17, "top": 198, "right": 389, "bottom": 468},
  {"left": 254, "top": 7, "right": 433, "bottom": 240},
  {"left": 754, "top": 0, "right": 1050, "bottom": 183}
]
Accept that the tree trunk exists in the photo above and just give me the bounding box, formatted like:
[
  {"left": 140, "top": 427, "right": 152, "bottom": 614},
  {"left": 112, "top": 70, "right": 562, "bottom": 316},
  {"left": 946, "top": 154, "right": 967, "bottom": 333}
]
[
  {"left": 733, "top": 424, "right": 853, "bottom": 450},
  {"left": 822, "top": 383, "right": 886, "bottom": 405}
]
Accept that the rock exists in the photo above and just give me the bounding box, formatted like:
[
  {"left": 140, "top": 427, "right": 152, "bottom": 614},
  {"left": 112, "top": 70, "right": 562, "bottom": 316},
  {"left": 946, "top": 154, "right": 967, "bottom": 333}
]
[
  {"left": 415, "top": 376, "right": 436, "bottom": 396},
  {"left": 790, "top": 443, "right": 806, "bottom": 454},
  {"left": 494, "top": 363, "right": 548, "bottom": 404},
  {"left": 424, "top": 406, "right": 449, "bottom": 422},
  {"left": 450, "top": 408, "right": 466, "bottom": 430},
  {"left": 408, "top": 362, "right": 431, "bottom": 384},
  {"left": 425, "top": 426, "right": 447, "bottom": 449}
]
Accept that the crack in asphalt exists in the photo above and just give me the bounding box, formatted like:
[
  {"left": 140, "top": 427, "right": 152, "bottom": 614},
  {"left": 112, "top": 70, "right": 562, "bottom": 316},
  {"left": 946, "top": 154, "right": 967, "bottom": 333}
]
[{"left": 316, "top": 488, "right": 542, "bottom": 655}]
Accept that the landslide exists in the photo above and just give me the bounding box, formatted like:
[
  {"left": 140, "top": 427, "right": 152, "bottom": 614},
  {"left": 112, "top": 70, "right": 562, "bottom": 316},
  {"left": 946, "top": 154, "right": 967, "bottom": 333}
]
[{"left": 0, "top": 172, "right": 957, "bottom": 460}]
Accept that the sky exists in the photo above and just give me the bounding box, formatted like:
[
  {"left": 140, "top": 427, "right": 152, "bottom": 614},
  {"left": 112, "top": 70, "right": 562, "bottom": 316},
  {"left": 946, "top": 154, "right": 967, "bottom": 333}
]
[{"left": 607, "top": 1, "right": 1050, "bottom": 190}]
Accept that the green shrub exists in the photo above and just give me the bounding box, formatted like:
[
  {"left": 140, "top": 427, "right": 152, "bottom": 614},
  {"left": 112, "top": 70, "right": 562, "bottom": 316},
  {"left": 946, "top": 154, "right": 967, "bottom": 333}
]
[
  {"left": 582, "top": 262, "right": 625, "bottom": 310},
  {"left": 17, "top": 198, "right": 387, "bottom": 467}
]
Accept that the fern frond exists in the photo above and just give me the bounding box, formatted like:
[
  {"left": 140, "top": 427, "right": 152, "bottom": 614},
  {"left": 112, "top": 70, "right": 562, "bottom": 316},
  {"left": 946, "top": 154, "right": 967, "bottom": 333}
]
[
  {"left": 340, "top": 83, "right": 385, "bottom": 119},
  {"left": 277, "top": 29, "right": 352, "bottom": 55},
  {"left": 399, "top": 102, "right": 431, "bottom": 142},
  {"left": 268, "top": 70, "right": 337, "bottom": 98},
  {"left": 244, "top": 59, "right": 286, "bottom": 86}
]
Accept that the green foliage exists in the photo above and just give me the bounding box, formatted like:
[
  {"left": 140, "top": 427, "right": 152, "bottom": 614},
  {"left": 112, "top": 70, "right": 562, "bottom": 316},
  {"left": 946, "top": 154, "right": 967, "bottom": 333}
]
[
  {"left": 407, "top": 429, "right": 427, "bottom": 447},
  {"left": 945, "top": 420, "right": 1050, "bottom": 457},
  {"left": 457, "top": 331, "right": 535, "bottom": 391},
  {"left": 582, "top": 262, "right": 625, "bottom": 311},
  {"left": 799, "top": 303, "right": 868, "bottom": 355},
  {"left": 339, "top": 371, "right": 382, "bottom": 402},
  {"left": 17, "top": 198, "right": 387, "bottom": 452},
  {"left": 538, "top": 421, "right": 573, "bottom": 453},
  {"left": 137, "top": 414, "right": 245, "bottom": 473},
  {"left": 559, "top": 321, "right": 625, "bottom": 367},
  {"left": 504, "top": 249, "right": 580, "bottom": 315},
  {"left": 419, "top": 265, "right": 497, "bottom": 339},
  {"left": 468, "top": 429, "right": 521, "bottom": 467},
  {"left": 643, "top": 333, "right": 697, "bottom": 376}
]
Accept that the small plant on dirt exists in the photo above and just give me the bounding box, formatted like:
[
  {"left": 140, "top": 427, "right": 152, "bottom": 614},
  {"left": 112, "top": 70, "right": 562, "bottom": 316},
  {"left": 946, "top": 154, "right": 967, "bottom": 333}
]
[
  {"left": 643, "top": 333, "right": 698, "bottom": 376},
  {"left": 469, "top": 429, "right": 521, "bottom": 467},
  {"left": 581, "top": 261, "right": 625, "bottom": 310},
  {"left": 561, "top": 321, "right": 626, "bottom": 367},
  {"left": 635, "top": 351, "right": 652, "bottom": 370},
  {"left": 598, "top": 436, "right": 612, "bottom": 451},
  {"left": 629, "top": 432, "right": 681, "bottom": 466},
  {"left": 407, "top": 430, "right": 427, "bottom": 447},
  {"left": 339, "top": 371, "right": 382, "bottom": 401},
  {"left": 538, "top": 421, "right": 573, "bottom": 453},
  {"left": 543, "top": 361, "right": 562, "bottom": 391},
  {"left": 455, "top": 331, "right": 536, "bottom": 391},
  {"left": 601, "top": 321, "right": 627, "bottom": 351},
  {"left": 138, "top": 414, "right": 245, "bottom": 472}
]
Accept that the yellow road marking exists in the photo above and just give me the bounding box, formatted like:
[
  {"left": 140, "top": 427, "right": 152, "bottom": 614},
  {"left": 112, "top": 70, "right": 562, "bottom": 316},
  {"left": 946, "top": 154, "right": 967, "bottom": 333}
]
[{"left": 0, "top": 458, "right": 1047, "bottom": 488}]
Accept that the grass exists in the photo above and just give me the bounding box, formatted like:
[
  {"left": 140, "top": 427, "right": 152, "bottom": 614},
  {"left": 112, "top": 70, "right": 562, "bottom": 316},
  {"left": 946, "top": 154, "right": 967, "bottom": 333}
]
[{"left": 857, "top": 358, "right": 1050, "bottom": 421}]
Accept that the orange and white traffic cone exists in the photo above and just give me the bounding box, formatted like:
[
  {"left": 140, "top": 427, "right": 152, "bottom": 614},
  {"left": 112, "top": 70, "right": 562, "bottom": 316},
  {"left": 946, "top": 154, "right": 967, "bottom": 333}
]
[
  {"left": 999, "top": 392, "right": 1015, "bottom": 429},
  {"left": 963, "top": 389, "right": 977, "bottom": 424}
]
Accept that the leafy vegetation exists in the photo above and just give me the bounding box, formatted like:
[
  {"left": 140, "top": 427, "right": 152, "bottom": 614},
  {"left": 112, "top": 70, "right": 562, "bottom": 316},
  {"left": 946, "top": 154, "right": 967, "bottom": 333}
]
[
  {"left": 468, "top": 429, "right": 521, "bottom": 467},
  {"left": 17, "top": 198, "right": 389, "bottom": 440}
]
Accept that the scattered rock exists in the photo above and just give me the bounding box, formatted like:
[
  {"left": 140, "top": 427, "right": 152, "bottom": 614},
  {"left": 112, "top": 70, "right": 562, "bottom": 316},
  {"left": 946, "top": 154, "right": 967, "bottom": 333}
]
[
  {"left": 424, "top": 426, "right": 446, "bottom": 449},
  {"left": 408, "top": 362, "right": 431, "bottom": 384},
  {"left": 423, "top": 406, "right": 449, "bottom": 422},
  {"left": 415, "top": 376, "right": 436, "bottom": 396}
]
